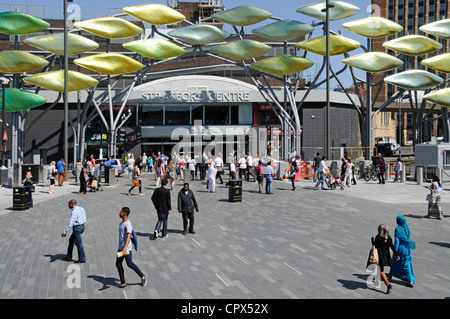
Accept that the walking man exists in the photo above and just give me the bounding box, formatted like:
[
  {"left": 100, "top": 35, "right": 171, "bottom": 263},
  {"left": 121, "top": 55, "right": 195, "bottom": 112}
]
[
  {"left": 177, "top": 183, "right": 199, "bottom": 235},
  {"left": 315, "top": 156, "right": 330, "bottom": 190},
  {"left": 116, "top": 207, "right": 147, "bottom": 288},
  {"left": 62, "top": 199, "right": 86, "bottom": 263},
  {"left": 151, "top": 178, "right": 171, "bottom": 239},
  {"left": 57, "top": 158, "right": 66, "bottom": 186}
]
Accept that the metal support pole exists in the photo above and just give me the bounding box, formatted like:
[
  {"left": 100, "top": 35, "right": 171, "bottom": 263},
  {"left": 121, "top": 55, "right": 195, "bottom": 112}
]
[
  {"left": 324, "top": 1, "right": 331, "bottom": 159},
  {"left": 63, "top": 0, "right": 69, "bottom": 167}
]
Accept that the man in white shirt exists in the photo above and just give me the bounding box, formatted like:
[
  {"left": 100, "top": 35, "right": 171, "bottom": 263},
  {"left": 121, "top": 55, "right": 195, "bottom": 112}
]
[
  {"left": 246, "top": 153, "right": 254, "bottom": 181},
  {"left": 214, "top": 155, "right": 224, "bottom": 184},
  {"left": 238, "top": 156, "right": 247, "bottom": 180}
]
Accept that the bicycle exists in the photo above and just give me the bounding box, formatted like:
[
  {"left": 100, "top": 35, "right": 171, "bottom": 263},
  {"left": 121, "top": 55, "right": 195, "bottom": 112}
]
[{"left": 363, "top": 165, "right": 378, "bottom": 182}]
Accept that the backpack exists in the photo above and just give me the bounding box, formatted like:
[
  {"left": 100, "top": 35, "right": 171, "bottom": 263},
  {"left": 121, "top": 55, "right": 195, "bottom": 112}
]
[{"left": 131, "top": 229, "right": 138, "bottom": 251}]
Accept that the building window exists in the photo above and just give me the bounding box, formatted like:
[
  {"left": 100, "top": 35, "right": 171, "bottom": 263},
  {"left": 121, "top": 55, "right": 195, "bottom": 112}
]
[
  {"left": 205, "top": 105, "right": 231, "bottom": 125},
  {"left": 140, "top": 105, "right": 164, "bottom": 125},
  {"left": 164, "top": 105, "right": 191, "bottom": 125}
]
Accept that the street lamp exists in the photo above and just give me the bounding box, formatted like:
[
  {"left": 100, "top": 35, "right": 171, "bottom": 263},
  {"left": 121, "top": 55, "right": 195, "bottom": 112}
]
[
  {"left": 321, "top": 1, "right": 335, "bottom": 159},
  {"left": 64, "top": 0, "right": 73, "bottom": 169},
  {"left": 0, "top": 76, "right": 10, "bottom": 168}
]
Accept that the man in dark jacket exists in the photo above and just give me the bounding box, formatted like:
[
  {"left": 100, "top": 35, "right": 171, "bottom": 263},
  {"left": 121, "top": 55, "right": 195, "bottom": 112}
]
[
  {"left": 177, "top": 183, "right": 199, "bottom": 235},
  {"left": 151, "top": 178, "right": 171, "bottom": 239}
]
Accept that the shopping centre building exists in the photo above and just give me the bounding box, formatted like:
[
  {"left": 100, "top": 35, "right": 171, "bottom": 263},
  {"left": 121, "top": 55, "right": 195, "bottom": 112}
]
[{"left": 1, "top": 1, "right": 362, "bottom": 168}]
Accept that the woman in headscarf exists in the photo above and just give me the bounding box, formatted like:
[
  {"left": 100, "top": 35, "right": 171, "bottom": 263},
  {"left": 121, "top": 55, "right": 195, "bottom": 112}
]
[
  {"left": 389, "top": 215, "right": 416, "bottom": 288},
  {"left": 207, "top": 161, "right": 217, "bottom": 193},
  {"left": 369, "top": 224, "right": 399, "bottom": 294}
]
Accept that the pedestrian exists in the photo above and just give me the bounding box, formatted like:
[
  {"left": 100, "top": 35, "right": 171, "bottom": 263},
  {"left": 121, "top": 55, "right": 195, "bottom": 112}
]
[
  {"left": 62, "top": 199, "right": 87, "bottom": 263},
  {"left": 393, "top": 157, "right": 403, "bottom": 183},
  {"left": 229, "top": 158, "right": 237, "bottom": 180},
  {"left": 22, "top": 171, "right": 34, "bottom": 208},
  {"left": 389, "top": 215, "right": 416, "bottom": 288},
  {"left": 342, "top": 158, "right": 354, "bottom": 187},
  {"left": 264, "top": 160, "right": 274, "bottom": 194},
  {"left": 315, "top": 156, "right": 330, "bottom": 190},
  {"left": 313, "top": 153, "right": 321, "bottom": 182},
  {"left": 188, "top": 156, "right": 196, "bottom": 181},
  {"left": 167, "top": 160, "right": 176, "bottom": 189},
  {"left": 256, "top": 160, "right": 265, "bottom": 193},
  {"left": 246, "top": 152, "right": 254, "bottom": 181},
  {"left": 88, "top": 155, "right": 95, "bottom": 174},
  {"left": 78, "top": 166, "right": 88, "bottom": 194},
  {"left": 289, "top": 156, "right": 299, "bottom": 190},
  {"left": 424, "top": 175, "right": 444, "bottom": 220},
  {"left": 151, "top": 178, "right": 171, "bottom": 239},
  {"left": 214, "top": 154, "right": 224, "bottom": 184},
  {"left": 127, "top": 155, "right": 135, "bottom": 180},
  {"left": 116, "top": 206, "right": 147, "bottom": 288},
  {"left": 177, "top": 183, "right": 199, "bottom": 235},
  {"left": 47, "top": 161, "right": 57, "bottom": 194},
  {"left": 142, "top": 153, "right": 147, "bottom": 172},
  {"left": 199, "top": 153, "right": 208, "bottom": 181},
  {"left": 127, "top": 164, "right": 143, "bottom": 196},
  {"left": 56, "top": 158, "right": 66, "bottom": 186},
  {"left": 377, "top": 157, "right": 386, "bottom": 184},
  {"left": 368, "top": 224, "right": 400, "bottom": 294},
  {"left": 155, "top": 158, "right": 166, "bottom": 188},
  {"left": 238, "top": 155, "right": 247, "bottom": 180},
  {"left": 208, "top": 161, "right": 217, "bottom": 193},
  {"left": 340, "top": 157, "right": 347, "bottom": 182}
]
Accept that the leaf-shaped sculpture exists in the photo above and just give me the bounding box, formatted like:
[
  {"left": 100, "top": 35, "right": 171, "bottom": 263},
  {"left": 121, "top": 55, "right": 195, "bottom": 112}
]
[
  {"left": 382, "top": 35, "right": 442, "bottom": 56},
  {"left": 168, "top": 24, "right": 230, "bottom": 45},
  {"left": 210, "top": 40, "right": 271, "bottom": 60},
  {"left": 250, "top": 55, "right": 314, "bottom": 76},
  {"left": 421, "top": 53, "right": 450, "bottom": 73},
  {"left": 123, "top": 39, "right": 185, "bottom": 60},
  {"left": 74, "top": 53, "right": 144, "bottom": 75},
  {"left": 342, "top": 52, "right": 403, "bottom": 73},
  {"left": 0, "top": 51, "right": 48, "bottom": 74},
  {"left": 0, "top": 88, "right": 47, "bottom": 112},
  {"left": 419, "top": 19, "right": 450, "bottom": 39},
  {"left": 423, "top": 88, "right": 450, "bottom": 107},
  {"left": 342, "top": 17, "right": 403, "bottom": 38},
  {"left": 296, "top": 1, "right": 360, "bottom": 21},
  {"left": 211, "top": 5, "right": 272, "bottom": 26},
  {"left": 24, "top": 33, "right": 99, "bottom": 55},
  {"left": 296, "top": 35, "right": 360, "bottom": 56},
  {"left": 74, "top": 17, "right": 143, "bottom": 39},
  {"left": 252, "top": 20, "right": 314, "bottom": 41},
  {"left": 0, "top": 12, "right": 50, "bottom": 35},
  {"left": 123, "top": 4, "right": 185, "bottom": 26},
  {"left": 384, "top": 70, "right": 444, "bottom": 91},
  {"left": 23, "top": 70, "right": 99, "bottom": 92}
]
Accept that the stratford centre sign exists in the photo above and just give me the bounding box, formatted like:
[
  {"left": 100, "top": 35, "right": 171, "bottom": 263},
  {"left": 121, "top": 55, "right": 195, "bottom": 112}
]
[{"left": 142, "top": 90, "right": 251, "bottom": 103}]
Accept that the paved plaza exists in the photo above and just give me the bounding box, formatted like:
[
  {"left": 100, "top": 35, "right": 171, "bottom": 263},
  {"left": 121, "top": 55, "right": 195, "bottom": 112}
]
[{"left": 0, "top": 172, "right": 449, "bottom": 300}]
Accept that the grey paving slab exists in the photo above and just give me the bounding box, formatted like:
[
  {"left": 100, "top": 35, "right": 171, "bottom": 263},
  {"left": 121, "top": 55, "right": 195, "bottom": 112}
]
[{"left": 0, "top": 173, "right": 449, "bottom": 299}]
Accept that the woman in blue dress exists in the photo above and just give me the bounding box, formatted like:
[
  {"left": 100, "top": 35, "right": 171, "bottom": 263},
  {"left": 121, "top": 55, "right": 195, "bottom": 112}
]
[{"left": 389, "top": 215, "right": 416, "bottom": 288}]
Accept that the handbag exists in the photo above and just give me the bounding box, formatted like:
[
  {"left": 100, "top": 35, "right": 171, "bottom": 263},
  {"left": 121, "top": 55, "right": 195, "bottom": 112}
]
[
  {"left": 369, "top": 245, "right": 379, "bottom": 265},
  {"left": 91, "top": 180, "right": 98, "bottom": 188},
  {"left": 426, "top": 193, "right": 436, "bottom": 203}
]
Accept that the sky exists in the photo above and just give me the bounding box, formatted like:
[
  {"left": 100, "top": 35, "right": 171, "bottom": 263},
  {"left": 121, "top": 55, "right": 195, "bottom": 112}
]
[{"left": 1, "top": 0, "right": 374, "bottom": 87}]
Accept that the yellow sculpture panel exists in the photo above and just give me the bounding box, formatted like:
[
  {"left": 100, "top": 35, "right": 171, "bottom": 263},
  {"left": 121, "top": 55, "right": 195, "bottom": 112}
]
[{"left": 24, "top": 70, "right": 99, "bottom": 92}]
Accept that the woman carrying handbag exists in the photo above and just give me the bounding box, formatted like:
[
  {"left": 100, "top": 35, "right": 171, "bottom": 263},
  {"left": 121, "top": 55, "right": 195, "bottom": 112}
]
[{"left": 367, "top": 224, "right": 400, "bottom": 294}]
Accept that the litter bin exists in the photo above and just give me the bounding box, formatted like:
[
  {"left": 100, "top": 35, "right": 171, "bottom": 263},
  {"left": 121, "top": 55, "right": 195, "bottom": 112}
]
[
  {"left": 13, "top": 186, "right": 30, "bottom": 210},
  {"left": 228, "top": 179, "right": 242, "bottom": 202},
  {"left": 21, "top": 164, "right": 39, "bottom": 184}
]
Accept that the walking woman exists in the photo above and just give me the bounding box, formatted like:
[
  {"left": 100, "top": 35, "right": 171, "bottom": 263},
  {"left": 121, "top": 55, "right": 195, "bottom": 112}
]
[
  {"left": 167, "top": 160, "right": 176, "bottom": 190},
  {"left": 79, "top": 166, "right": 88, "bottom": 194},
  {"left": 389, "top": 215, "right": 416, "bottom": 288},
  {"left": 207, "top": 161, "right": 217, "bottom": 193},
  {"left": 424, "top": 175, "right": 444, "bottom": 220},
  {"left": 377, "top": 157, "right": 386, "bottom": 184},
  {"left": 48, "top": 161, "right": 57, "bottom": 194},
  {"left": 127, "top": 164, "right": 143, "bottom": 196},
  {"left": 264, "top": 161, "right": 274, "bottom": 194},
  {"left": 368, "top": 224, "right": 400, "bottom": 294}
]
